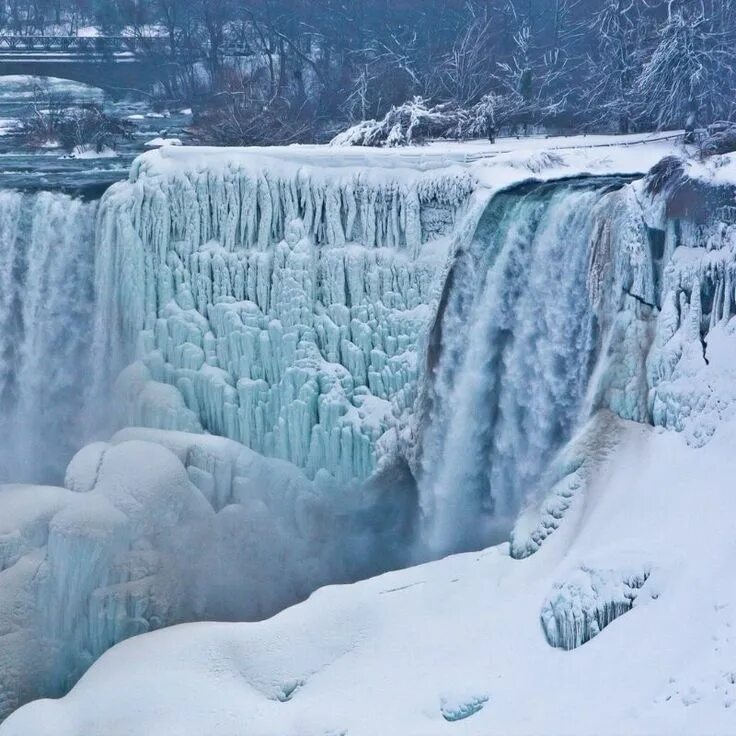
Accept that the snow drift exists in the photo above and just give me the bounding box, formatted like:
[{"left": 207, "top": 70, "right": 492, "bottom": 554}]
[{"left": 0, "top": 429, "right": 412, "bottom": 720}]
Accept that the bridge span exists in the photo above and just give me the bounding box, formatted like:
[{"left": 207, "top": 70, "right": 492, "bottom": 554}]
[{"left": 0, "top": 35, "right": 185, "bottom": 89}]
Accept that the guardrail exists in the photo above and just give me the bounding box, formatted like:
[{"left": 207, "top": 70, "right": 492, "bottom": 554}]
[
  {"left": 0, "top": 35, "right": 248, "bottom": 58},
  {"left": 0, "top": 35, "right": 168, "bottom": 54}
]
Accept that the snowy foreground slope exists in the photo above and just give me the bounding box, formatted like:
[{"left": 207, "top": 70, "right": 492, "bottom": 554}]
[
  {"left": 0, "top": 429, "right": 405, "bottom": 719},
  {"left": 4, "top": 417, "right": 736, "bottom": 736}
]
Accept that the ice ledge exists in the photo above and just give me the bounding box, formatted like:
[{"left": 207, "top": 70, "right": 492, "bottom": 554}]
[{"left": 129, "top": 133, "right": 684, "bottom": 182}]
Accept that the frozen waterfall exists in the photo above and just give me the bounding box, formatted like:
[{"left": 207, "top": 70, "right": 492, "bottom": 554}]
[
  {"left": 0, "top": 190, "right": 101, "bottom": 483},
  {"left": 419, "top": 179, "right": 630, "bottom": 556},
  {"left": 93, "top": 157, "right": 474, "bottom": 483}
]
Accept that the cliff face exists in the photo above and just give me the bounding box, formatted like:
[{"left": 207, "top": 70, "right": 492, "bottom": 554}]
[{"left": 97, "top": 150, "right": 476, "bottom": 482}]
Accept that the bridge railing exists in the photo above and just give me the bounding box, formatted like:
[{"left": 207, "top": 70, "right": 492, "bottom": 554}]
[{"left": 0, "top": 35, "right": 173, "bottom": 56}]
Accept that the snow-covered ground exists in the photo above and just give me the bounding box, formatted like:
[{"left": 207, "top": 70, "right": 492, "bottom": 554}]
[
  {"left": 134, "top": 130, "right": 683, "bottom": 177},
  {"left": 3, "top": 415, "right": 736, "bottom": 736}
]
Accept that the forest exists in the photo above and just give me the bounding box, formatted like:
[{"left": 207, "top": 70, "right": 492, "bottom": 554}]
[{"left": 2, "top": 0, "right": 735, "bottom": 144}]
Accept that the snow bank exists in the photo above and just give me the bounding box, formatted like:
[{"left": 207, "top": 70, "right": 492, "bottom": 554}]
[{"left": 4, "top": 419, "right": 736, "bottom": 736}]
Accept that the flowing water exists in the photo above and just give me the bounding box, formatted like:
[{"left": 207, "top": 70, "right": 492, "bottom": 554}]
[
  {"left": 0, "top": 190, "right": 98, "bottom": 482},
  {"left": 419, "top": 178, "right": 628, "bottom": 556},
  {"left": 0, "top": 75, "right": 190, "bottom": 482}
]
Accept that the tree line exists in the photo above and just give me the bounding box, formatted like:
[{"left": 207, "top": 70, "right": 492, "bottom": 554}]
[{"left": 2, "top": 0, "right": 735, "bottom": 143}]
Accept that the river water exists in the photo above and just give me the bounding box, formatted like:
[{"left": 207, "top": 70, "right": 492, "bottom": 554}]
[{"left": 0, "top": 74, "right": 192, "bottom": 192}]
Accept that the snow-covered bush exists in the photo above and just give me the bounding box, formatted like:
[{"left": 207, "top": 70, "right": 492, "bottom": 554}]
[
  {"left": 331, "top": 93, "right": 542, "bottom": 147},
  {"left": 19, "top": 99, "right": 133, "bottom": 153},
  {"left": 331, "top": 97, "right": 464, "bottom": 147}
]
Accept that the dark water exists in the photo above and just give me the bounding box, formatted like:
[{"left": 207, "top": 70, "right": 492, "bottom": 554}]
[{"left": 0, "top": 74, "right": 192, "bottom": 193}]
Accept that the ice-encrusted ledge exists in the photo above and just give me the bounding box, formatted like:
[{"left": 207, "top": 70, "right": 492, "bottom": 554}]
[
  {"left": 97, "top": 150, "right": 477, "bottom": 482},
  {"left": 541, "top": 563, "right": 654, "bottom": 650}
]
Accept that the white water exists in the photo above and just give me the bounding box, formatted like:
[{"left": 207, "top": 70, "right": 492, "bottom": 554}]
[
  {"left": 0, "top": 190, "right": 100, "bottom": 483},
  {"left": 419, "top": 180, "right": 626, "bottom": 556}
]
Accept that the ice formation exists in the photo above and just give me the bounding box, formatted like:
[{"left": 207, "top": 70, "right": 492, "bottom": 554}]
[
  {"left": 0, "top": 429, "right": 411, "bottom": 719},
  {"left": 509, "top": 410, "right": 622, "bottom": 560},
  {"left": 541, "top": 564, "right": 653, "bottom": 650},
  {"left": 439, "top": 693, "right": 489, "bottom": 722},
  {"left": 90, "top": 145, "right": 736, "bottom": 556},
  {"left": 645, "top": 216, "right": 736, "bottom": 445},
  {"left": 95, "top": 151, "right": 475, "bottom": 482}
]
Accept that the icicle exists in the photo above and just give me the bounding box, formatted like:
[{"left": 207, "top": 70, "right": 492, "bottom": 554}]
[{"left": 96, "top": 157, "right": 473, "bottom": 481}]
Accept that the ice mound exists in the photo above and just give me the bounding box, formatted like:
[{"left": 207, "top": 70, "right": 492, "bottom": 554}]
[
  {"left": 0, "top": 430, "right": 411, "bottom": 718},
  {"left": 0, "top": 440, "right": 210, "bottom": 719},
  {"left": 439, "top": 692, "right": 489, "bottom": 722},
  {"left": 541, "top": 563, "right": 653, "bottom": 650}
]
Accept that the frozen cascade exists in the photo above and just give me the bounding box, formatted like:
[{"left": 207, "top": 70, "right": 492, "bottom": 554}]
[
  {"left": 95, "top": 155, "right": 474, "bottom": 481},
  {"left": 419, "top": 179, "right": 637, "bottom": 556},
  {"left": 0, "top": 190, "right": 101, "bottom": 484}
]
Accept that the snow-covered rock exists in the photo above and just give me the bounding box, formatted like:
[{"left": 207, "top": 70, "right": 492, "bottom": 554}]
[
  {"left": 62, "top": 145, "right": 118, "bottom": 160},
  {"left": 144, "top": 136, "right": 182, "bottom": 148}
]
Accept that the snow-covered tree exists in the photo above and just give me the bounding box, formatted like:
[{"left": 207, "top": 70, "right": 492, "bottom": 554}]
[
  {"left": 586, "top": 0, "right": 642, "bottom": 133},
  {"left": 636, "top": 2, "right": 736, "bottom": 131},
  {"left": 330, "top": 97, "right": 464, "bottom": 147}
]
